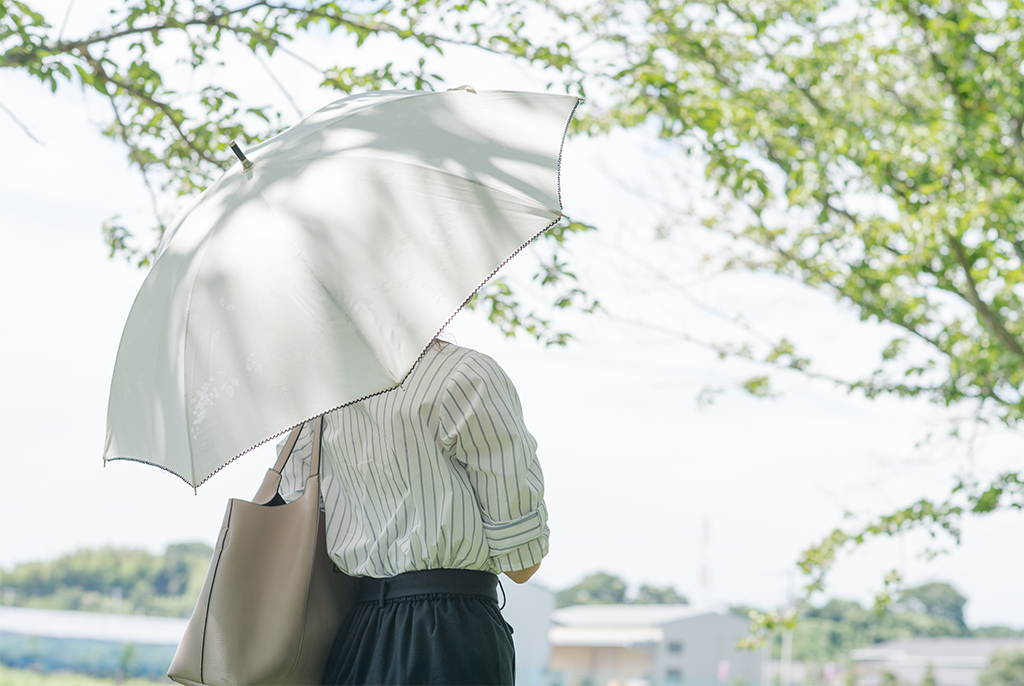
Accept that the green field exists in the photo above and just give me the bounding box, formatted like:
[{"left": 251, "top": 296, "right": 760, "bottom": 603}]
[{"left": 0, "top": 666, "right": 165, "bottom": 685}]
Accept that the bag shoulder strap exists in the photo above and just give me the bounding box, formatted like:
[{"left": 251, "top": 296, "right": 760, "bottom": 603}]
[
  {"left": 272, "top": 425, "right": 303, "bottom": 472},
  {"left": 310, "top": 415, "right": 323, "bottom": 478},
  {"left": 271, "top": 415, "right": 324, "bottom": 478}
]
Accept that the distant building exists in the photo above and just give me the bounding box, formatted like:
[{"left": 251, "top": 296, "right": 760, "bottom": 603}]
[
  {"left": 501, "top": 581, "right": 556, "bottom": 686},
  {"left": 548, "top": 605, "right": 761, "bottom": 686},
  {"left": 851, "top": 638, "right": 1024, "bottom": 686}
]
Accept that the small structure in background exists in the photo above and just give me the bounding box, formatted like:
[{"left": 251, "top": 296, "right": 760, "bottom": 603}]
[
  {"left": 501, "top": 581, "right": 556, "bottom": 686},
  {"left": 548, "top": 604, "right": 760, "bottom": 686},
  {"left": 851, "top": 638, "right": 1024, "bottom": 686}
]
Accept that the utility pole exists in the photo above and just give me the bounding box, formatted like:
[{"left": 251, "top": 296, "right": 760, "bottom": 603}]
[
  {"left": 700, "top": 517, "right": 710, "bottom": 605},
  {"left": 781, "top": 569, "right": 795, "bottom": 686},
  {"left": 781, "top": 629, "right": 794, "bottom": 686}
]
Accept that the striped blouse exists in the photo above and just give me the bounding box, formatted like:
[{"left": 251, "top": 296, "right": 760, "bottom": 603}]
[{"left": 277, "top": 343, "right": 549, "bottom": 578}]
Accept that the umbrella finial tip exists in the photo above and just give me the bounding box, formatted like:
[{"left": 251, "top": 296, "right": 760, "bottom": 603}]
[{"left": 230, "top": 141, "right": 255, "bottom": 172}]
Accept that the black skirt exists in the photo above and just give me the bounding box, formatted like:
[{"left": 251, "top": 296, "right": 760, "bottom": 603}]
[{"left": 323, "top": 569, "right": 515, "bottom": 686}]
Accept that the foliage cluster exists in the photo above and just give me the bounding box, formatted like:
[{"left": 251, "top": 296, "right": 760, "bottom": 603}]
[
  {"left": 587, "top": 0, "right": 1024, "bottom": 425},
  {"left": 575, "top": 0, "right": 1024, "bottom": 598},
  {"left": 0, "top": 543, "right": 211, "bottom": 618},
  {"left": 979, "top": 650, "right": 1024, "bottom": 686},
  {"left": 555, "top": 571, "right": 688, "bottom": 608},
  {"left": 744, "top": 582, "right": 1022, "bottom": 662}
]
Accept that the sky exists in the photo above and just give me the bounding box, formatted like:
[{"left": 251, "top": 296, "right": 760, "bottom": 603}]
[{"left": 1, "top": 1, "right": 1022, "bottom": 629}]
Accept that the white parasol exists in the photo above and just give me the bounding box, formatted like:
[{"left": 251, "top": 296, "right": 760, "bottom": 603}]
[{"left": 103, "top": 88, "right": 579, "bottom": 488}]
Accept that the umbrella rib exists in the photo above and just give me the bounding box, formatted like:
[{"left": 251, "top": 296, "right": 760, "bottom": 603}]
[
  {"left": 252, "top": 174, "right": 400, "bottom": 381},
  {"left": 407, "top": 98, "right": 581, "bottom": 384},
  {"left": 242, "top": 90, "right": 426, "bottom": 159},
  {"left": 180, "top": 173, "right": 250, "bottom": 488},
  {"left": 261, "top": 154, "right": 564, "bottom": 214}
]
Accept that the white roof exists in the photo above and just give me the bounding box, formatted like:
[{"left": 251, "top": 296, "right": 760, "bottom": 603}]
[
  {"left": 852, "top": 638, "right": 1024, "bottom": 663},
  {"left": 0, "top": 606, "right": 188, "bottom": 645},
  {"left": 550, "top": 626, "right": 664, "bottom": 648},
  {"left": 552, "top": 604, "right": 717, "bottom": 628}
]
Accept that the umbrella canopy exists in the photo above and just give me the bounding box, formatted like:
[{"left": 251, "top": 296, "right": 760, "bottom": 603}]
[{"left": 104, "top": 89, "right": 580, "bottom": 488}]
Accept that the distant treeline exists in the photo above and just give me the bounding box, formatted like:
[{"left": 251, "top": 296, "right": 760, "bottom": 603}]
[
  {"left": 0, "top": 543, "right": 212, "bottom": 618},
  {"left": 4, "top": 548, "right": 1024, "bottom": 668}
]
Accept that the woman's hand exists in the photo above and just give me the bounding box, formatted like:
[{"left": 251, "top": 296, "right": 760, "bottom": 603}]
[{"left": 503, "top": 561, "right": 541, "bottom": 584}]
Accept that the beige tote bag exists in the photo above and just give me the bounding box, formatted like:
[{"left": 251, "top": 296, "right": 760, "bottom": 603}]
[{"left": 169, "top": 416, "right": 358, "bottom": 685}]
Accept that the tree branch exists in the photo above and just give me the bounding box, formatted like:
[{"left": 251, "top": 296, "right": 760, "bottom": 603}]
[
  {"left": 0, "top": 100, "right": 45, "bottom": 145},
  {"left": 44, "top": 1, "right": 275, "bottom": 53},
  {"left": 946, "top": 232, "right": 1024, "bottom": 361},
  {"left": 80, "top": 49, "right": 222, "bottom": 169}
]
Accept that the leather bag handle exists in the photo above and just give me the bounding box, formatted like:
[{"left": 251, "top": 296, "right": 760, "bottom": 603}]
[
  {"left": 272, "top": 424, "right": 304, "bottom": 473},
  {"left": 253, "top": 416, "right": 324, "bottom": 504},
  {"left": 310, "top": 415, "right": 323, "bottom": 479},
  {"left": 271, "top": 416, "right": 324, "bottom": 478}
]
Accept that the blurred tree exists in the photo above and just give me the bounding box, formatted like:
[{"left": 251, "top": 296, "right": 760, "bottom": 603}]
[
  {"left": 117, "top": 642, "right": 137, "bottom": 683},
  {"left": 556, "top": 572, "right": 689, "bottom": 607},
  {"left": 0, "top": 543, "right": 212, "bottom": 616},
  {"left": 735, "top": 585, "right": 1019, "bottom": 662},
  {"left": 633, "top": 584, "right": 688, "bottom": 605},
  {"left": 556, "top": 572, "right": 629, "bottom": 607},
  {"left": 897, "top": 582, "right": 968, "bottom": 629},
  {"left": 573, "top": 0, "right": 1023, "bottom": 598},
  {"left": 794, "top": 593, "right": 965, "bottom": 663},
  {"left": 979, "top": 650, "right": 1024, "bottom": 686},
  {"left": 0, "top": 0, "right": 593, "bottom": 345}
]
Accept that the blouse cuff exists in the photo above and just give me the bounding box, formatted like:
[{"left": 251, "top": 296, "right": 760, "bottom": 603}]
[
  {"left": 483, "top": 501, "right": 549, "bottom": 557},
  {"left": 490, "top": 530, "right": 550, "bottom": 573}
]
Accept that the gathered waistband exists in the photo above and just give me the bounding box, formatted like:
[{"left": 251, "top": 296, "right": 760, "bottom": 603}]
[{"left": 356, "top": 568, "right": 498, "bottom": 605}]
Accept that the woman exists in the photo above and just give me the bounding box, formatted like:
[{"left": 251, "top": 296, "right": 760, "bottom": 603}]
[{"left": 277, "top": 339, "right": 549, "bottom": 685}]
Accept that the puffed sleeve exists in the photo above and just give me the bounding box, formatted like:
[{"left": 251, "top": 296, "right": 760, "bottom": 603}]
[
  {"left": 277, "top": 420, "right": 315, "bottom": 504},
  {"left": 439, "top": 351, "right": 549, "bottom": 572}
]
